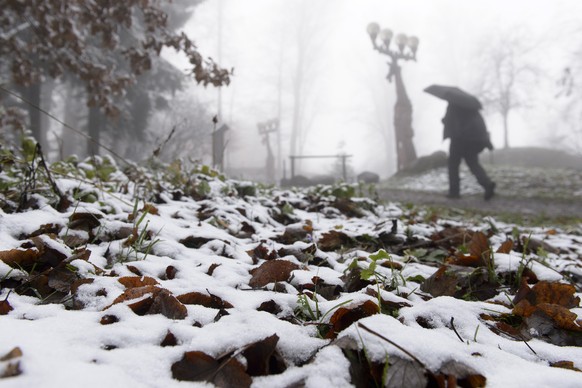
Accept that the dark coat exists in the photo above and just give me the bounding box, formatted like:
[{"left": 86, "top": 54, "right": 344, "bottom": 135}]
[{"left": 442, "top": 105, "right": 493, "bottom": 153}]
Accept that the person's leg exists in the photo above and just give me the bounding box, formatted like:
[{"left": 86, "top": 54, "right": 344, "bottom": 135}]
[
  {"left": 465, "top": 152, "right": 495, "bottom": 199},
  {"left": 448, "top": 145, "right": 462, "bottom": 198}
]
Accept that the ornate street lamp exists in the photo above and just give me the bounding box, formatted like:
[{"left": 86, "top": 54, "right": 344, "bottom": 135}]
[
  {"left": 367, "top": 22, "right": 419, "bottom": 171},
  {"left": 257, "top": 118, "right": 278, "bottom": 184}
]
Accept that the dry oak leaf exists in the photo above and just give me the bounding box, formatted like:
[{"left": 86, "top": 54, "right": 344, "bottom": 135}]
[
  {"left": 242, "top": 334, "right": 286, "bottom": 376},
  {"left": 326, "top": 300, "right": 378, "bottom": 339},
  {"left": 107, "top": 285, "right": 187, "bottom": 319},
  {"left": 0, "top": 248, "right": 40, "bottom": 269},
  {"left": 118, "top": 276, "right": 159, "bottom": 288},
  {"left": 318, "top": 230, "right": 355, "bottom": 251},
  {"left": 177, "top": 291, "right": 234, "bottom": 309},
  {"left": 496, "top": 239, "right": 514, "bottom": 254},
  {"left": 249, "top": 259, "right": 300, "bottom": 288},
  {"left": 0, "top": 300, "right": 14, "bottom": 315},
  {"left": 171, "top": 351, "right": 252, "bottom": 387},
  {"left": 514, "top": 281, "right": 580, "bottom": 309}
]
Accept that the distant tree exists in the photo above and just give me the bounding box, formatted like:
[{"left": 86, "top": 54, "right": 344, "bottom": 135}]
[
  {"left": 0, "top": 0, "right": 230, "bottom": 154},
  {"left": 286, "top": 0, "right": 335, "bottom": 159},
  {"left": 473, "top": 30, "right": 541, "bottom": 149},
  {"left": 147, "top": 89, "right": 215, "bottom": 164}
]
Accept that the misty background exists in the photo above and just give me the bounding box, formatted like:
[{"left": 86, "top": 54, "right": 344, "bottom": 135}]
[
  {"left": 163, "top": 0, "right": 582, "bottom": 181},
  {"left": 6, "top": 0, "right": 582, "bottom": 183}
]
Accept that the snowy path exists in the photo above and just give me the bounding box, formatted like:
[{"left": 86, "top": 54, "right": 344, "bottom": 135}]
[{"left": 378, "top": 188, "right": 582, "bottom": 221}]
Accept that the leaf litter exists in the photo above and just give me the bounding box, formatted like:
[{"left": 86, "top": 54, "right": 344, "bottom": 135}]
[{"left": 0, "top": 158, "right": 582, "bottom": 387}]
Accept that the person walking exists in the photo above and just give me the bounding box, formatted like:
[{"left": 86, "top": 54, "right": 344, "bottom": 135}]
[{"left": 442, "top": 104, "right": 496, "bottom": 200}]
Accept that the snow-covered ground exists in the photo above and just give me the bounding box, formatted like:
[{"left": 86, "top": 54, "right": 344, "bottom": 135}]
[{"left": 1, "top": 158, "right": 582, "bottom": 387}]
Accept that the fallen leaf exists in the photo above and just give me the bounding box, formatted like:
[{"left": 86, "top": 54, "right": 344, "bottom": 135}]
[
  {"left": 68, "top": 212, "right": 102, "bottom": 231},
  {"left": 526, "top": 281, "right": 580, "bottom": 308},
  {"left": 550, "top": 360, "right": 581, "bottom": 372},
  {"left": 126, "top": 265, "right": 143, "bottom": 276},
  {"left": 0, "top": 248, "right": 40, "bottom": 269},
  {"left": 247, "top": 243, "right": 277, "bottom": 262},
  {"left": 468, "top": 232, "right": 491, "bottom": 266},
  {"left": 333, "top": 198, "right": 366, "bottom": 218},
  {"left": 171, "top": 351, "right": 252, "bottom": 387},
  {"left": 275, "top": 224, "right": 311, "bottom": 245},
  {"left": 249, "top": 259, "right": 300, "bottom": 288},
  {"left": 496, "top": 239, "right": 514, "bottom": 254},
  {"left": 118, "top": 276, "right": 159, "bottom": 288},
  {"left": 318, "top": 230, "right": 355, "bottom": 252},
  {"left": 1, "top": 362, "right": 21, "bottom": 378},
  {"left": 420, "top": 266, "right": 459, "bottom": 297},
  {"left": 165, "top": 265, "right": 178, "bottom": 279},
  {"left": 385, "top": 356, "right": 427, "bottom": 388},
  {"left": 0, "top": 347, "right": 22, "bottom": 361},
  {"left": 326, "top": 300, "right": 378, "bottom": 339},
  {"left": 30, "top": 236, "right": 68, "bottom": 267},
  {"left": 177, "top": 291, "right": 233, "bottom": 309},
  {"left": 257, "top": 300, "right": 282, "bottom": 315},
  {"left": 100, "top": 315, "right": 119, "bottom": 325},
  {"left": 207, "top": 263, "right": 221, "bottom": 276},
  {"left": 107, "top": 285, "right": 187, "bottom": 319},
  {"left": 161, "top": 331, "right": 178, "bottom": 347},
  {"left": 242, "top": 334, "right": 286, "bottom": 376},
  {"left": 148, "top": 289, "right": 188, "bottom": 320},
  {"left": 179, "top": 236, "right": 214, "bottom": 249},
  {"left": 0, "top": 299, "right": 13, "bottom": 315}
]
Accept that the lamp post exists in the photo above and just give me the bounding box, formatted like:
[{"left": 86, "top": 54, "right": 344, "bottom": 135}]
[
  {"left": 257, "top": 119, "right": 278, "bottom": 184},
  {"left": 367, "top": 22, "right": 419, "bottom": 172}
]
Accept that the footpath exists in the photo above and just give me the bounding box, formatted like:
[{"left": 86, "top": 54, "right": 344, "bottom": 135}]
[{"left": 377, "top": 188, "right": 582, "bottom": 222}]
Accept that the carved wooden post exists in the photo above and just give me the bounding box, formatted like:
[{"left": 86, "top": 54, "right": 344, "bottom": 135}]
[{"left": 393, "top": 65, "right": 417, "bottom": 170}]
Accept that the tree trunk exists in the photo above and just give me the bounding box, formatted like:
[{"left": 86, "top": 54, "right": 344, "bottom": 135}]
[
  {"left": 502, "top": 111, "right": 509, "bottom": 149},
  {"left": 24, "top": 83, "right": 45, "bottom": 149},
  {"left": 392, "top": 65, "right": 417, "bottom": 171},
  {"left": 87, "top": 106, "right": 102, "bottom": 156},
  {"left": 62, "top": 84, "right": 85, "bottom": 159}
]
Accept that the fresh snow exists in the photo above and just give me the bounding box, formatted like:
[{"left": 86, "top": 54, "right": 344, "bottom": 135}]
[{"left": 1, "top": 172, "right": 582, "bottom": 387}]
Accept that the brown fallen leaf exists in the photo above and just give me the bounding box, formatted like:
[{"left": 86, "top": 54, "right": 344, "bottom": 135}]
[
  {"left": 550, "top": 360, "right": 582, "bottom": 372},
  {"left": 171, "top": 351, "right": 252, "bottom": 388},
  {"left": 118, "top": 276, "right": 159, "bottom": 288},
  {"left": 318, "top": 230, "right": 355, "bottom": 252},
  {"left": 326, "top": 300, "right": 378, "bottom": 339},
  {"left": 496, "top": 239, "right": 514, "bottom": 254},
  {"left": 0, "top": 248, "right": 40, "bottom": 269},
  {"left": 165, "top": 265, "right": 178, "bottom": 280},
  {"left": 0, "top": 347, "right": 23, "bottom": 379},
  {"left": 247, "top": 243, "right": 277, "bottom": 262},
  {"left": 0, "top": 347, "right": 22, "bottom": 362},
  {"left": 100, "top": 315, "right": 119, "bottom": 325},
  {"left": 107, "top": 285, "right": 187, "bottom": 319},
  {"left": 179, "top": 236, "right": 214, "bottom": 249},
  {"left": 161, "top": 331, "right": 178, "bottom": 347},
  {"left": 0, "top": 298, "right": 13, "bottom": 315},
  {"left": 242, "top": 334, "right": 286, "bottom": 376},
  {"left": 526, "top": 281, "right": 580, "bottom": 308},
  {"left": 177, "top": 291, "right": 233, "bottom": 309},
  {"left": 249, "top": 259, "right": 300, "bottom": 288},
  {"left": 257, "top": 300, "right": 282, "bottom": 315},
  {"left": 148, "top": 289, "right": 188, "bottom": 320},
  {"left": 468, "top": 231, "right": 491, "bottom": 266},
  {"left": 420, "top": 266, "right": 459, "bottom": 297}
]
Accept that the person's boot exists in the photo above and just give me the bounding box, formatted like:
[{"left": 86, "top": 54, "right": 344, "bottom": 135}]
[
  {"left": 484, "top": 182, "right": 496, "bottom": 201},
  {"left": 447, "top": 192, "right": 461, "bottom": 199}
]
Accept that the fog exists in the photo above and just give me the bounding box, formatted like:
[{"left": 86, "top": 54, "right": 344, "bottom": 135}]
[{"left": 164, "top": 0, "right": 582, "bottom": 180}]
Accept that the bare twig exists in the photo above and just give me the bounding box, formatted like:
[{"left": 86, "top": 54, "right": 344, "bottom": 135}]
[
  {"left": 357, "top": 322, "right": 427, "bottom": 370},
  {"left": 450, "top": 317, "right": 465, "bottom": 343}
]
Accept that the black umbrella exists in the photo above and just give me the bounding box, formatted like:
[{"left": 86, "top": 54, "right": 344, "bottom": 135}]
[{"left": 424, "top": 84, "right": 482, "bottom": 110}]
